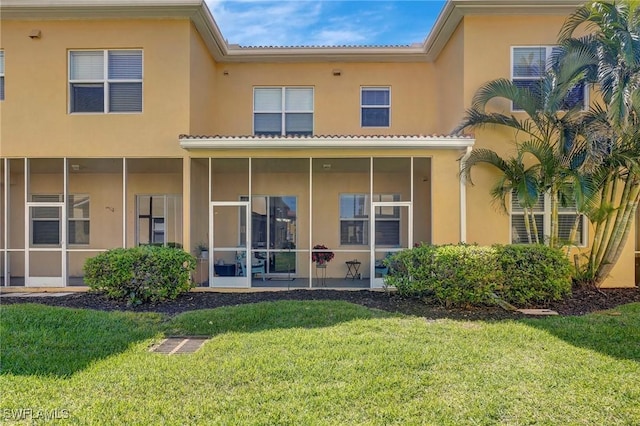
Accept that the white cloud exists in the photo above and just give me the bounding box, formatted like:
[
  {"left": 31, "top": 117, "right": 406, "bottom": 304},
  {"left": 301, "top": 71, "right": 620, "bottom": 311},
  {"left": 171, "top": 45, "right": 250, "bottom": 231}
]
[
  {"left": 205, "top": 0, "right": 439, "bottom": 47},
  {"left": 208, "top": 1, "right": 324, "bottom": 46}
]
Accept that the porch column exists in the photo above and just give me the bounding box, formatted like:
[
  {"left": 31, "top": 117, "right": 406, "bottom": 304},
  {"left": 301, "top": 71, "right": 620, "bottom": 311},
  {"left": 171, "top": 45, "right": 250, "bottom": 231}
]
[{"left": 182, "top": 156, "right": 191, "bottom": 254}]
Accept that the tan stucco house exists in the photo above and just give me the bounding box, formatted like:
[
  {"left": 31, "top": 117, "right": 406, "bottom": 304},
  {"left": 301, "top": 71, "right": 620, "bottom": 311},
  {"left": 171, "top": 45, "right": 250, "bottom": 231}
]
[{"left": 0, "top": 0, "right": 637, "bottom": 289}]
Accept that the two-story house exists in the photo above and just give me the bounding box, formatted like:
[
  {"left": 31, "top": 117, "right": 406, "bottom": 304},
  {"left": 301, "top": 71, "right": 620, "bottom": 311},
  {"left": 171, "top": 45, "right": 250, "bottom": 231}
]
[{"left": 0, "top": 0, "right": 637, "bottom": 289}]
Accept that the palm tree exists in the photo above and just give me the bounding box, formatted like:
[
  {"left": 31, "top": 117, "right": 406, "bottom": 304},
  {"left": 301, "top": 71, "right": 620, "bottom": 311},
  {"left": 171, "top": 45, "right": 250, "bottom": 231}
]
[
  {"left": 559, "top": 0, "right": 640, "bottom": 285},
  {"left": 455, "top": 59, "right": 596, "bottom": 250},
  {"left": 461, "top": 147, "right": 542, "bottom": 244}
]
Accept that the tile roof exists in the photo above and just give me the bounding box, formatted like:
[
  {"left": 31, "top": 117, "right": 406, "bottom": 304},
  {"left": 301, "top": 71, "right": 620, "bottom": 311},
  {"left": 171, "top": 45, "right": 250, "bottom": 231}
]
[{"left": 179, "top": 134, "right": 470, "bottom": 140}]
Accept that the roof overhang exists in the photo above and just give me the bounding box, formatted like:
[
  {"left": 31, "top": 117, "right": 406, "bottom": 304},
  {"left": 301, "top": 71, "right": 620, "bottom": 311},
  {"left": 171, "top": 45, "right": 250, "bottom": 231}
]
[
  {"left": 179, "top": 135, "right": 475, "bottom": 150},
  {"left": 0, "top": 0, "right": 584, "bottom": 63},
  {"left": 423, "top": 0, "right": 585, "bottom": 61}
]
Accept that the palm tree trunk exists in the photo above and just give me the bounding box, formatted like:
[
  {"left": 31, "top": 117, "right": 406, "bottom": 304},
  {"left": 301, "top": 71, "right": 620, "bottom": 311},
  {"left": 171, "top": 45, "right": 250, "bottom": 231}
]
[
  {"left": 594, "top": 174, "right": 619, "bottom": 269},
  {"left": 596, "top": 178, "right": 640, "bottom": 284},
  {"left": 523, "top": 207, "right": 533, "bottom": 244},
  {"left": 550, "top": 190, "right": 560, "bottom": 248}
]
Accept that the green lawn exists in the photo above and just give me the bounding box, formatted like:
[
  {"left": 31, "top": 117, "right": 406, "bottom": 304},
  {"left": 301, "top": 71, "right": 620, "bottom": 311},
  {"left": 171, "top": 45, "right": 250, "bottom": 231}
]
[{"left": 1, "top": 300, "right": 639, "bottom": 425}]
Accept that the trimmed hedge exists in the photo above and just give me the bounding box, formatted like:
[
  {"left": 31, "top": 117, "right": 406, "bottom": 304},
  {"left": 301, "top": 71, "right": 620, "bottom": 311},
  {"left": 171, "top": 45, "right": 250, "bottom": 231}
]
[
  {"left": 385, "top": 243, "right": 571, "bottom": 307},
  {"left": 84, "top": 246, "right": 196, "bottom": 305}
]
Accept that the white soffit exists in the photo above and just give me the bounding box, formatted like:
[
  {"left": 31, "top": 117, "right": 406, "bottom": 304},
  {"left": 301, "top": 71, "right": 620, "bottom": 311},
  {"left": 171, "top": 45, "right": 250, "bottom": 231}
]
[{"left": 179, "top": 135, "right": 475, "bottom": 150}]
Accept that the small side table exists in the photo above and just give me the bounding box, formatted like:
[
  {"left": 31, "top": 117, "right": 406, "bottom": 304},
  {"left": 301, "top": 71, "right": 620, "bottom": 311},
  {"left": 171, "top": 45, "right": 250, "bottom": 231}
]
[
  {"left": 345, "top": 260, "right": 361, "bottom": 280},
  {"left": 315, "top": 263, "right": 327, "bottom": 287}
]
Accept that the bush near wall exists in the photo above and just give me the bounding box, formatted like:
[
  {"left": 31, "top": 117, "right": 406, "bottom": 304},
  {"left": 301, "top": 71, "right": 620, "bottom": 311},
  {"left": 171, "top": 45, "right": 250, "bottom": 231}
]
[
  {"left": 385, "top": 244, "right": 571, "bottom": 307},
  {"left": 84, "top": 246, "right": 196, "bottom": 306}
]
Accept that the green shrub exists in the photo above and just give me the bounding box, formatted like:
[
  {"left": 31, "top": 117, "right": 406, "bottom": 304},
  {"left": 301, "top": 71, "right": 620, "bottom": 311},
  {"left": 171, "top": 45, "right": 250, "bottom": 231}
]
[
  {"left": 84, "top": 246, "right": 196, "bottom": 305},
  {"left": 385, "top": 243, "right": 572, "bottom": 307},
  {"left": 386, "top": 244, "right": 502, "bottom": 307},
  {"left": 494, "top": 244, "right": 572, "bottom": 305}
]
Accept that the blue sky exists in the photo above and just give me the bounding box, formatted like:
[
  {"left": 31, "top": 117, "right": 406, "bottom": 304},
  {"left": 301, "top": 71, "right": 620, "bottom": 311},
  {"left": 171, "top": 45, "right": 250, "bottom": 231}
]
[{"left": 206, "top": 1, "right": 447, "bottom": 47}]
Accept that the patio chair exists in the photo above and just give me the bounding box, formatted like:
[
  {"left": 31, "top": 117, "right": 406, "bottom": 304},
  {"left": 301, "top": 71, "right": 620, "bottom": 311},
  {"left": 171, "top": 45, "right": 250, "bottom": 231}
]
[
  {"left": 236, "top": 252, "right": 266, "bottom": 281},
  {"left": 374, "top": 252, "right": 394, "bottom": 277}
]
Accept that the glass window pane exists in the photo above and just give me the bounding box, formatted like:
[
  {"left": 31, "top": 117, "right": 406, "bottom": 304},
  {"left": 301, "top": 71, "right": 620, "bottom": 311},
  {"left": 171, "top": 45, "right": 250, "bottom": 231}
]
[
  {"left": 254, "top": 88, "right": 282, "bottom": 111},
  {"left": 68, "top": 195, "right": 90, "bottom": 219},
  {"left": 33, "top": 220, "right": 60, "bottom": 245},
  {"left": 285, "top": 113, "right": 312, "bottom": 135},
  {"left": 362, "top": 108, "right": 390, "bottom": 127},
  {"left": 558, "top": 214, "right": 584, "bottom": 245},
  {"left": 255, "top": 113, "right": 282, "bottom": 135},
  {"left": 511, "top": 214, "right": 544, "bottom": 244},
  {"left": 375, "top": 220, "right": 399, "bottom": 246},
  {"left": 108, "top": 50, "right": 142, "bottom": 80},
  {"left": 109, "top": 82, "right": 142, "bottom": 112},
  {"left": 0, "top": 51, "right": 4, "bottom": 74},
  {"left": 0, "top": 76, "right": 4, "bottom": 101},
  {"left": 69, "top": 220, "right": 90, "bottom": 245},
  {"left": 340, "top": 220, "right": 368, "bottom": 245},
  {"left": 340, "top": 194, "right": 368, "bottom": 219},
  {"left": 70, "top": 51, "right": 104, "bottom": 80},
  {"left": 362, "top": 89, "right": 389, "bottom": 106},
  {"left": 513, "top": 47, "right": 546, "bottom": 78},
  {"left": 285, "top": 88, "right": 313, "bottom": 111},
  {"left": 71, "top": 83, "right": 104, "bottom": 113}
]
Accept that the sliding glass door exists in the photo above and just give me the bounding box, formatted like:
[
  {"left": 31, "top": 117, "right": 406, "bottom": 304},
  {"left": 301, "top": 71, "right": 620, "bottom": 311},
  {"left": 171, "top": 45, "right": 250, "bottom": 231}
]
[{"left": 242, "top": 196, "right": 297, "bottom": 277}]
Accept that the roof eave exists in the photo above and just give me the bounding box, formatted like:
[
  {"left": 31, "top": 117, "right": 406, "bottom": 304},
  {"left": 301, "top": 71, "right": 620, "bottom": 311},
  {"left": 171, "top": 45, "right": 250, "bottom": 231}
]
[
  {"left": 423, "top": 0, "right": 585, "bottom": 61},
  {"left": 0, "top": 0, "right": 586, "bottom": 63},
  {"left": 179, "top": 136, "right": 475, "bottom": 150}
]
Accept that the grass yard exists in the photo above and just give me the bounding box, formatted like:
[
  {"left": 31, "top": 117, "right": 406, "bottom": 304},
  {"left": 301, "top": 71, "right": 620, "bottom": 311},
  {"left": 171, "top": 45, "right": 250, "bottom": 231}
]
[{"left": 1, "top": 300, "right": 639, "bottom": 425}]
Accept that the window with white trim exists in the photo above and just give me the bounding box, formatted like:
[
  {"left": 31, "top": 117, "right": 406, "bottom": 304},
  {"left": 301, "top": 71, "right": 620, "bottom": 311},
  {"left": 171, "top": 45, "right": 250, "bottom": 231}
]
[
  {"left": 253, "top": 87, "right": 313, "bottom": 136},
  {"left": 361, "top": 87, "right": 390, "bottom": 127},
  {"left": 0, "top": 50, "right": 5, "bottom": 101},
  {"left": 30, "top": 194, "right": 90, "bottom": 245},
  {"left": 510, "top": 191, "right": 586, "bottom": 246},
  {"left": 339, "top": 194, "right": 400, "bottom": 245},
  {"left": 511, "top": 46, "right": 585, "bottom": 111},
  {"left": 69, "top": 50, "right": 142, "bottom": 113}
]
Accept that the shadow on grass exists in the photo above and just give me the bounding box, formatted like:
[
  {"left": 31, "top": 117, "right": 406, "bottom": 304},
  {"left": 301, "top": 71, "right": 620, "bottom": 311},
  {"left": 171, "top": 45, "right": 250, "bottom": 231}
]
[
  {"left": 0, "top": 304, "right": 161, "bottom": 378},
  {"left": 0, "top": 301, "right": 393, "bottom": 378},
  {"left": 523, "top": 303, "right": 640, "bottom": 363},
  {"left": 163, "top": 299, "right": 395, "bottom": 337}
]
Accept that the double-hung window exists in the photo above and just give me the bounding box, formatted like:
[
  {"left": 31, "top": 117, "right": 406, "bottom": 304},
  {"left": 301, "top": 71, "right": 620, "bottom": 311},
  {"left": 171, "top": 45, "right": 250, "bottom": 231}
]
[
  {"left": 361, "top": 87, "right": 390, "bottom": 127},
  {"left": 69, "top": 50, "right": 143, "bottom": 113},
  {"left": 511, "top": 46, "right": 585, "bottom": 111},
  {"left": 511, "top": 191, "right": 586, "bottom": 246},
  {"left": 0, "top": 50, "right": 4, "bottom": 100},
  {"left": 339, "top": 193, "right": 400, "bottom": 245},
  {"left": 30, "top": 194, "right": 90, "bottom": 245},
  {"left": 254, "top": 87, "right": 313, "bottom": 136}
]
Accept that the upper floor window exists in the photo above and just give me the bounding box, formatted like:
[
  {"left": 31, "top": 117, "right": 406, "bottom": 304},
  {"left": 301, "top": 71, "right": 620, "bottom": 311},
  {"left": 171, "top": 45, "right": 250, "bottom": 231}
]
[
  {"left": 361, "top": 87, "right": 390, "bottom": 127},
  {"left": 69, "top": 50, "right": 142, "bottom": 113},
  {"left": 511, "top": 46, "right": 585, "bottom": 111},
  {"left": 0, "top": 50, "right": 5, "bottom": 101},
  {"left": 254, "top": 87, "right": 313, "bottom": 136}
]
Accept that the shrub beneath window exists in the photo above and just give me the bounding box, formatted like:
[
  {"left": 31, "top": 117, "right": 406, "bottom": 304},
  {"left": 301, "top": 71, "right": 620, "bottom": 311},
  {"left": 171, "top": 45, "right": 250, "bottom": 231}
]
[
  {"left": 386, "top": 243, "right": 571, "bottom": 307},
  {"left": 494, "top": 244, "right": 572, "bottom": 305},
  {"left": 84, "top": 246, "right": 196, "bottom": 306}
]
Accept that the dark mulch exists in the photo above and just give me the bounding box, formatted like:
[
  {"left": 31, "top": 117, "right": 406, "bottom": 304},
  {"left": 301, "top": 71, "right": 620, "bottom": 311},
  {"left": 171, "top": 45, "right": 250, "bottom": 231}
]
[{"left": 2, "top": 287, "right": 639, "bottom": 320}]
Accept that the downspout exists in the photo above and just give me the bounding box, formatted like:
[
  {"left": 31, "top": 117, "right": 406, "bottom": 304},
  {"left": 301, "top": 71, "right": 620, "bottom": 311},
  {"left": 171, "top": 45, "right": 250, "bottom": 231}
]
[{"left": 459, "top": 146, "right": 473, "bottom": 243}]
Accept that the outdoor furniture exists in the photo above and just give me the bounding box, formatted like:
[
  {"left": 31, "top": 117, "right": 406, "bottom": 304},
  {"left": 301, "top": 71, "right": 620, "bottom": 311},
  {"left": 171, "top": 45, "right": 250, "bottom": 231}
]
[
  {"left": 236, "top": 252, "right": 266, "bottom": 281},
  {"left": 374, "top": 253, "right": 393, "bottom": 277},
  {"left": 214, "top": 263, "right": 236, "bottom": 277},
  {"left": 345, "top": 260, "right": 361, "bottom": 280}
]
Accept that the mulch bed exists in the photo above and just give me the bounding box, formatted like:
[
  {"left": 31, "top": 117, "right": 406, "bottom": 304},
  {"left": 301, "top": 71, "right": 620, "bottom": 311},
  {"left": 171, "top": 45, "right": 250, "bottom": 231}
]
[{"left": 2, "top": 287, "right": 639, "bottom": 320}]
